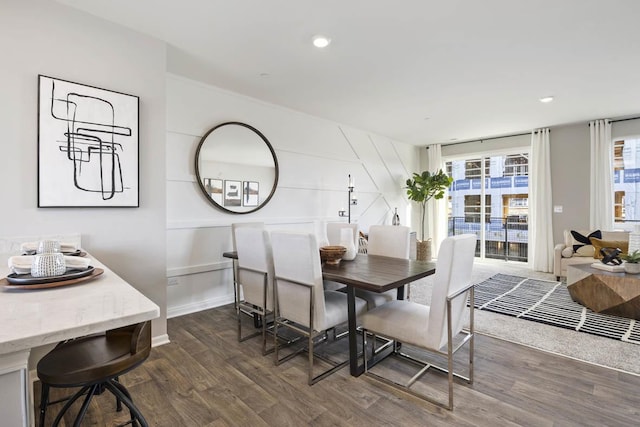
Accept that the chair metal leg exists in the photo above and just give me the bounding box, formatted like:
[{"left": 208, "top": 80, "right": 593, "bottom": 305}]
[
  {"left": 362, "top": 329, "right": 368, "bottom": 372},
  {"left": 38, "top": 383, "right": 49, "bottom": 427},
  {"left": 112, "top": 379, "right": 138, "bottom": 426},
  {"left": 237, "top": 271, "right": 274, "bottom": 355},
  {"left": 105, "top": 380, "right": 148, "bottom": 427},
  {"left": 114, "top": 376, "right": 123, "bottom": 411},
  {"left": 51, "top": 385, "right": 91, "bottom": 427},
  {"left": 274, "top": 319, "right": 279, "bottom": 364},
  {"left": 447, "top": 345, "right": 454, "bottom": 410},
  {"left": 262, "top": 312, "right": 269, "bottom": 355},
  {"left": 72, "top": 384, "right": 99, "bottom": 427},
  {"left": 308, "top": 329, "right": 314, "bottom": 385},
  {"left": 469, "top": 287, "right": 475, "bottom": 385},
  {"left": 361, "top": 327, "right": 473, "bottom": 410}
]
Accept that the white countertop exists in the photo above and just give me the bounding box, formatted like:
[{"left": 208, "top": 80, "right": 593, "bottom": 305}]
[{"left": 0, "top": 252, "right": 160, "bottom": 354}]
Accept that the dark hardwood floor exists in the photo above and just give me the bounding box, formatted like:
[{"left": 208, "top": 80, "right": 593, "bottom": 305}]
[{"left": 35, "top": 304, "right": 640, "bottom": 426}]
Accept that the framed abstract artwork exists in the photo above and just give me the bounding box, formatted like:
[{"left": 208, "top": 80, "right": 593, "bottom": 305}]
[
  {"left": 243, "top": 181, "right": 259, "bottom": 207},
  {"left": 204, "top": 178, "right": 223, "bottom": 205},
  {"left": 38, "top": 75, "right": 139, "bottom": 207},
  {"left": 224, "top": 180, "right": 242, "bottom": 207}
]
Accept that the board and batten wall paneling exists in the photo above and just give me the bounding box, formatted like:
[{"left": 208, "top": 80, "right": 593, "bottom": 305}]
[{"left": 166, "top": 74, "right": 419, "bottom": 317}]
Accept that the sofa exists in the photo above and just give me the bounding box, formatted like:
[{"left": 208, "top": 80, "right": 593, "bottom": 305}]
[{"left": 554, "top": 229, "right": 629, "bottom": 280}]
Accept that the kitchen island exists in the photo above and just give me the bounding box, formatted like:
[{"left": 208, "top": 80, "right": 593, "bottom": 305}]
[{"left": 0, "top": 250, "right": 159, "bottom": 426}]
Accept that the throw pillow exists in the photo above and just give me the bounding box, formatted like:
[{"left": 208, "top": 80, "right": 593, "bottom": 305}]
[
  {"left": 561, "top": 247, "right": 574, "bottom": 258},
  {"left": 589, "top": 237, "right": 629, "bottom": 259},
  {"left": 570, "top": 229, "right": 602, "bottom": 257}
]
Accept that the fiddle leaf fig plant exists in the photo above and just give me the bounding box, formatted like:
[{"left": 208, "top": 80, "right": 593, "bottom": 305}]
[{"left": 405, "top": 169, "right": 453, "bottom": 241}]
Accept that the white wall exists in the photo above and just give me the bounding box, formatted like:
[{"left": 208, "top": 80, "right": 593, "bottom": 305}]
[
  {"left": 0, "top": 0, "right": 168, "bottom": 341},
  {"left": 166, "top": 75, "right": 419, "bottom": 317}
]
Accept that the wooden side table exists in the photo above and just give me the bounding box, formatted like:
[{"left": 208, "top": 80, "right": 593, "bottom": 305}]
[{"left": 566, "top": 263, "right": 640, "bottom": 319}]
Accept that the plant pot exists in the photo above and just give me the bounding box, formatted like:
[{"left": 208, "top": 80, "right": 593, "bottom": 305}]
[
  {"left": 624, "top": 262, "right": 640, "bottom": 274},
  {"left": 416, "top": 239, "right": 432, "bottom": 262}
]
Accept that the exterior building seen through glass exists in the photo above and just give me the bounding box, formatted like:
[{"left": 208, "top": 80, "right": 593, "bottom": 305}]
[{"left": 446, "top": 153, "right": 529, "bottom": 262}]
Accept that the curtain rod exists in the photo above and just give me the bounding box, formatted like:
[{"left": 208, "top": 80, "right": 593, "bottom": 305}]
[
  {"left": 588, "top": 116, "right": 640, "bottom": 126},
  {"left": 427, "top": 131, "right": 541, "bottom": 149},
  {"left": 612, "top": 116, "right": 640, "bottom": 124}
]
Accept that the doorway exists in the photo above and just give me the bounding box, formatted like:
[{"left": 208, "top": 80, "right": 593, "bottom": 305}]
[{"left": 445, "top": 152, "right": 529, "bottom": 261}]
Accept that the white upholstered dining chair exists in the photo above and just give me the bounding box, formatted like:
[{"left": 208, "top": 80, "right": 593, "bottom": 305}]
[
  {"left": 234, "top": 227, "right": 275, "bottom": 355},
  {"left": 359, "top": 233, "right": 476, "bottom": 409},
  {"left": 231, "top": 222, "right": 265, "bottom": 252},
  {"left": 231, "top": 222, "right": 265, "bottom": 309},
  {"left": 270, "top": 231, "right": 368, "bottom": 385},
  {"left": 355, "top": 225, "right": 410, "bottom": 309}
]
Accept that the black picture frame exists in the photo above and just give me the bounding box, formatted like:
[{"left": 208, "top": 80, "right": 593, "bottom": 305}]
[
  {"left": 243, "top": 181, "right": 259, "bottom": 207},
  {"left": 224, "top": 180, "right": 242, "bottom": 207},
  {"left": 37, "top": 75, "right": 139, "bottom": 207}
]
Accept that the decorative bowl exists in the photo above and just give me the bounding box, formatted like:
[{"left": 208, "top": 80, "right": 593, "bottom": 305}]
[{"left": 320, "top": 246, "right": 347, "bottom": 265}]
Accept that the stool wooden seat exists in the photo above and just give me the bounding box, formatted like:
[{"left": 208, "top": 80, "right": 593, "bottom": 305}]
[{"left": 37, "top": 321, "right": 152, "bottom": 427}]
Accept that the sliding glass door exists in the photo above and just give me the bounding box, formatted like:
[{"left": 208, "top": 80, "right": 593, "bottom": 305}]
[{"left": 445, "top": 151, "right": 529, "bottom": 261}]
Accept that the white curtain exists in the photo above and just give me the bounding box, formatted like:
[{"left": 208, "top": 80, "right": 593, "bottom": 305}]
[
  {"left": 426, "top": 144, "right": 448, "bottom": 257},
  {"left": 590, "top": 119, "right": 614, "bottom": 231},
  {"left": 530, "top": 128, "right": 554, "bottom": 272}
]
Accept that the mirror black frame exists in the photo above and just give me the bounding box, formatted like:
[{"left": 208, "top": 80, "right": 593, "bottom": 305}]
[{"left": 194, "top": 121, "right": 279, "bottom": 214}]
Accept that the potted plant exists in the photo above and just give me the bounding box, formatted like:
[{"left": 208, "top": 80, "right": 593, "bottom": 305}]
[
  {"left": 405, "top": 169, "right": 453, "bottom": 261},
  {"left": 622, "top": 250, "right": 640, "bottom": 274}
]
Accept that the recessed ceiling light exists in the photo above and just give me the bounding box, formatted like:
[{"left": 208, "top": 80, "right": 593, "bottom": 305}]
[
  {"left": 539, "top": 96, "right": 554, "bottom": 103},
  {"left": 312, "top": 35, "right": 331, "bottom": 48}
]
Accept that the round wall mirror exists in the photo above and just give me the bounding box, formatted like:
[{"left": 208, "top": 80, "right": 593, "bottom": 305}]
[{"left": 195, "top": 122, "right": 279, "bottom": 214}]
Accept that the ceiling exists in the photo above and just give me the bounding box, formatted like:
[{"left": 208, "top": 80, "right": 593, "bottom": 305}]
[{"left": 57, "top": 0, "right": 640, "bottom": 145}]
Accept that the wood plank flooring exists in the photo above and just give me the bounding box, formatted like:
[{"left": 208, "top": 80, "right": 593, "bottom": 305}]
[{"left": 34, "top": 304, "right": 640, "bottom": 426}]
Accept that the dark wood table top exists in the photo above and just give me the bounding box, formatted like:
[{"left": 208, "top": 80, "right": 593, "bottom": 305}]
[
  {"left": 323, "top": 254, "right": 436, "bottom": 293},
  {"left": 224, "top": 251, "right": 436, "bottom": 293}
]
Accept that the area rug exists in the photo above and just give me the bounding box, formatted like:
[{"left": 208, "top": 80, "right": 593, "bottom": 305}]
[{"left": 473, "top": 273, "right": 640, "bottom": 345}]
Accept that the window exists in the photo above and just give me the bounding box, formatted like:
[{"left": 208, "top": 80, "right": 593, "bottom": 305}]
[
  {"left": 503, "top": 154, "right": 529, "bottom": 177},
  {"left": 446, "top": 152, "right": 529, "bottom": 262},
  {"left": 464, "top": 195, "right": 491, "bottom": 222},
  {"left": 613, "top": 138, "right": 640, "bottom": 225}
]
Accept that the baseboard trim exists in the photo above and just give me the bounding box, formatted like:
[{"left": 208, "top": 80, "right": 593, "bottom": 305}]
[
  {"left": 152, "top": 334, "right": 170, "bottom": 347},
  {"left": 167, "top": 295, "right": 234, "bottom": 319}
]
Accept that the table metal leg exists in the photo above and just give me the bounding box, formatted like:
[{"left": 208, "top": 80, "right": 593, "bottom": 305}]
[
  {"left": 346, "top": 286, "right": 363, "bottom": 376},
  {"left": 233, "top": 259, "right": 239, "bottom": 310},
  {"left": 253, "top": 313, "right": 262, "bottom": 329}
]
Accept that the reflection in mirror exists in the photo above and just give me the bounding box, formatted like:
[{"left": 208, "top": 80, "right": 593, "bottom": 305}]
[{"left": 195, "top": 122, "right": 278, "bottom": 214}]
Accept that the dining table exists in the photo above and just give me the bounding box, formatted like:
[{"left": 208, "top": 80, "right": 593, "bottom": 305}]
[{"left": 223, "top": 250, "right": 436, "bottom": 377}]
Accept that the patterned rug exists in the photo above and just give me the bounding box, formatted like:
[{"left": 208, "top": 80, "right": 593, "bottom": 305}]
[{"left": 472, "top": 273, "right": 640, "bottom": 345}]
